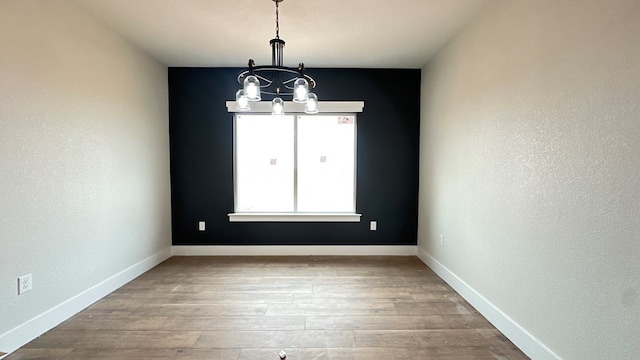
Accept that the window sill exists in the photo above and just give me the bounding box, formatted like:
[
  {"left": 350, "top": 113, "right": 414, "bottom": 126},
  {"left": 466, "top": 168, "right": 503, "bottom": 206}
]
[{"left": 228, "top": 213, "right": 362, "bottom": 222}]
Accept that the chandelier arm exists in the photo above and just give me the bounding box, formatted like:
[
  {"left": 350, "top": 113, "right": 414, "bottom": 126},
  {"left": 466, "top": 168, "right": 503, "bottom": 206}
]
[
  {"left": 281, "top": 77, "right": 299, "bottom": 86},
  {"left": 261, "top": 90, "right": 293, "bottom": 97},
  {"left": 282, "top": 75, "right": 316, "bottom": 88},
  {"left": 237, "top": 69, "right": 281, "bottom": 85},
  {"left": 252, "top": 73, "right": 274, "bottom": 86}
]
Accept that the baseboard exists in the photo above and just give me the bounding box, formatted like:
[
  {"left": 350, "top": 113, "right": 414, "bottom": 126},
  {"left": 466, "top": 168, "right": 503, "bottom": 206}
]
[
  {"left": 0, "top": 247, "right": 172, "bottom": 356},
  {"left": 416, "top": 247, "right": 561, "bottom": 360},
  {"left": 172, "top": 245, "right": 417, "bottom": 256}
]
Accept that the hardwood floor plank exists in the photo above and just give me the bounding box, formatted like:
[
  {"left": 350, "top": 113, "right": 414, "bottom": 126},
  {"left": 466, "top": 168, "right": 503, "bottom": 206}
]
[
  {"left": 440, "top": 314, "right": 495, "bottom": 329},
  {"left": 194, "top": 330, "right": 356, "bottom": 348},
  {"left": 259, "top": 275, "right": 437, "bottom": 286},
  {"left": 173, "top": 349, "right": 242, "bottom": 360},
  {"left": 266, "top": 302, "right": 397, "bottom": 316},
  {"left": 238, "top": 348, "right": 354, "bottom": 360},
  {"left": 353, "top": 329, "right": 489, "bottom": 348},
  {"left": 57, "top": 314, "right": 305, "bottom": 331},
  {"left": 175, "top": 268, "right": 338, "bottom": 277},
  {"left": 78, "top": 310, "right": 133, "bottom": 316},
  {"left": 335, "top": 268, "right": 433, "bottom": 277},
  {"left": 394, "top": 302, "right": 479, "bottom": 315},
  {"left": 25, "top": 330, "right": 201, "bottom": 349},
  {"left": 103, "top": 292, "right": 294, "bottom": 304},
  {"left": 59, "top": 348, "right": 241, "bottom": 360},
  {"left": 293, "top": 292, "right": 415, "bottom": 303},
  {"left": 306, "top": 315, "right": 449, "bottom": 330},
  {"left": 418, "top": 282, "right": 458, "bottom": 292},
  {"left": 130, "top": 303, "right": 269, "bottom": 316},
  {"left": 83, "top": 298, "right": 143, "bottom": 312},
  {"left": 144, "top": 283, "right": 313, "bottom": 293},
  {"left": 411, "top": 292, "right": 465, "bottom": 302},
  {"left": 312, "top": 284, "right": 421, "bottom": 294},
  {"left": 3, "top": 348, "right": 73, "bottom": 360},
  {"left": 351, "top": 346, "right": 515, "bottom": 360},
  {"left": 151, "top": 276, "right": 263, "bottom": 285},
  {"left": 306, "top": 314, "right": 494, "bottom": 331}
]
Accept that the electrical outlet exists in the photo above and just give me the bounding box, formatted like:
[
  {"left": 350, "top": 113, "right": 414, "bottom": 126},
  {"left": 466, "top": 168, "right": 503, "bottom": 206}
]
[
  {"left": 198, "top": 221, "right": 206, "bottom": 231},
  {"left": 370, "top": 221, "right": 377, "bottom": 231},
  {"left": 18, "top": 274, "right": 32, "bottom": 295},
  {"left": 440, "top": 234, "right": 445, "bottom": 246}
]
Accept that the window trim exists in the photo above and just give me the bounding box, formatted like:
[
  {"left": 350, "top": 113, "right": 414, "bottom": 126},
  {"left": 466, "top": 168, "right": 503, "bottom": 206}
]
[
  {"left": 227, "top": 102, "right": 364, "bottom": 223},
  {"left": 228, "top": 213, "right": 362, "bottom": 222},
  {"left": 226, "top": 101, "right": 364, "bottom": 113}
]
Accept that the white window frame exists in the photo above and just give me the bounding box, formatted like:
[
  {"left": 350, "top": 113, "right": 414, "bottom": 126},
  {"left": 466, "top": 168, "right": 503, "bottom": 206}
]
[{"left": 226, "top": 101, "right": 364, "bottom": 222}]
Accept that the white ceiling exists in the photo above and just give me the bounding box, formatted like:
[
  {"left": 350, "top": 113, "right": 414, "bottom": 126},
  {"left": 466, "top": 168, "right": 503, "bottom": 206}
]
[{"left": 74, "top": 0, "right": 490, "bottom": 68}]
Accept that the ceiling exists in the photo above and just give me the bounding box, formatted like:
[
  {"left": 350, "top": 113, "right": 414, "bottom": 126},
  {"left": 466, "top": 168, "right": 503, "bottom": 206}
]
[{"left": 74, "top": 0, "right": 490, "bottom": 68}]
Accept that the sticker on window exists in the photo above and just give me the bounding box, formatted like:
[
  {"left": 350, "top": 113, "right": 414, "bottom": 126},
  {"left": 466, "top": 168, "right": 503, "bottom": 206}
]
[{"left": 338, "top": 116, "right": 354, "bottom": 124}]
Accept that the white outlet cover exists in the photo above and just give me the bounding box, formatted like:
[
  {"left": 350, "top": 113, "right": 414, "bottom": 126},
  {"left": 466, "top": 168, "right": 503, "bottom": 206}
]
[
  {"left": 370, "top": 221, "right": 377, "bottom": 231},
  {"left": 198, "top": 221, "right": 206, "bottom": 231},
  {"left": 18, "top": 274, "right": 32, "bottom": 295}
]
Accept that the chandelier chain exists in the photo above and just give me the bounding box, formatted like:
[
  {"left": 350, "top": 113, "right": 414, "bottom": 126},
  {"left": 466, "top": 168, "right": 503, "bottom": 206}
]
[{"left": 275, "top": 0, "right": 280, "bottom": 39}]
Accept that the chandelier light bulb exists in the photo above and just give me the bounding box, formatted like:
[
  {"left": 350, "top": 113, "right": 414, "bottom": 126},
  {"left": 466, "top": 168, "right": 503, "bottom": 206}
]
[
  {"left": 293, "top": 78, "right": 309, "bottom": 103},
  {"left": 236, "top": 90, "right": 251, "bottom": 111},
  {"left": 304, "top": 93, "right": 318, "bottom": 114},
  {"left": 272, "top": 97, "right": 285, "bottom": 115},
  {"left": 244, "top": 75, "right": 261, "bottom": 101}
]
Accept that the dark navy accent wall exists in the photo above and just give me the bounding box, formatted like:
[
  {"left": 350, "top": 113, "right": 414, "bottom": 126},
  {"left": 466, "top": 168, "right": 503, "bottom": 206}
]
[{"left": 169, "top": 68, "right": 420, "bottom": 246}]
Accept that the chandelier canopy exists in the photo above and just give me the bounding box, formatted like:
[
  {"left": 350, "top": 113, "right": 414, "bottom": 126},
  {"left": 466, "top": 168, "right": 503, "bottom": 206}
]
[{"left": 235, "top": 0, "right": 318, "bottom": 115}]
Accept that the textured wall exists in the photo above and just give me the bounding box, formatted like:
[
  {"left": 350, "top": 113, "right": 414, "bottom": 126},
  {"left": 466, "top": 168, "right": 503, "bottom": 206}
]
[
  {"left": 0, "top": 0, "right": 170, "bottom": 339},
  {"left": 418, "top": 0, "right": 639, "bottom": 359}
]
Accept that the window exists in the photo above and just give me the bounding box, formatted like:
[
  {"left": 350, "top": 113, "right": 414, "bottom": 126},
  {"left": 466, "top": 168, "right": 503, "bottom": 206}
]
[{"left": 230, "top": 113, "right": 359, "bottom": 222}]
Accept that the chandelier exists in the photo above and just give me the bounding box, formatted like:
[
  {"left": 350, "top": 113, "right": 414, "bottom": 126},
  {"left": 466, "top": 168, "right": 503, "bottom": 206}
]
[{"left": 234, "top": 0, "right": 318, "bottom": 115}]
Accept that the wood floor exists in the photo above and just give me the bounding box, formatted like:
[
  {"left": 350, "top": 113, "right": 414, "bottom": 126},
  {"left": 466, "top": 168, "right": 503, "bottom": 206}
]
[{"left": 7, "top": 256, "right": 528, "bottom": 360}]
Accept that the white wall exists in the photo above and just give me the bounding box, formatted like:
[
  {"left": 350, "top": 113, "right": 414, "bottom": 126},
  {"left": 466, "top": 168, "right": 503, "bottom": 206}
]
[
  {"left": 418, "top": 0, "right": 639, "bottom": 359},
  {"left": 0, "top": 0, "right": 171, "bottom": 352}
]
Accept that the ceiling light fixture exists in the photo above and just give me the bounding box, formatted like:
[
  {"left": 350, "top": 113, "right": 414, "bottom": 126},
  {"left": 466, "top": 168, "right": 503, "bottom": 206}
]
[{"left": 235, "top": 0, "right": 318, "bottom": 115}]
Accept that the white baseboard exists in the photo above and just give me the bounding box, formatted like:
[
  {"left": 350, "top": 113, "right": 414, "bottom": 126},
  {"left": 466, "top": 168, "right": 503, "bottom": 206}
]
[
  {"left": 172, "top": 245, "right": 417, "bottom": 256},
  {"left": 416, "top": 247, "right": 561, "bottom": 360},
  {"left": 0, "top": 247, "right": 172, "bottom": 356}
]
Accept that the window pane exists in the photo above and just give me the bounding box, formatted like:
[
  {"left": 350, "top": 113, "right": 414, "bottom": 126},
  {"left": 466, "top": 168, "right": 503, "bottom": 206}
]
[
  {"left": 297, "top": 115, "right": 356, "bottom": 212},
  {"left": 235, "top": 115, "right": 294, "bottom": 212}
]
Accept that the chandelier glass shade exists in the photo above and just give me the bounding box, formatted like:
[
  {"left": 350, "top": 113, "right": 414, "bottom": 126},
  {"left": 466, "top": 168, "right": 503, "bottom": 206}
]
[{"left": 235, "top": 0, "right": 318, "bottom": 115}]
